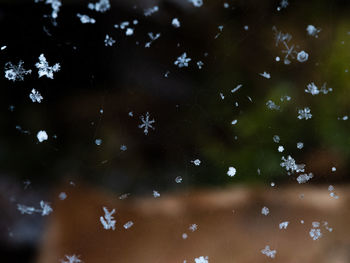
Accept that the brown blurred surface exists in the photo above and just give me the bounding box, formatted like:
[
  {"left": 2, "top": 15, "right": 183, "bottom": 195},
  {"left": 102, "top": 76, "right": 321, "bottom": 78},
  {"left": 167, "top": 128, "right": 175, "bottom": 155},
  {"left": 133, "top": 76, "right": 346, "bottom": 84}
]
[{"left": 37, "top": 184, "right": 350, "bottom": 263}]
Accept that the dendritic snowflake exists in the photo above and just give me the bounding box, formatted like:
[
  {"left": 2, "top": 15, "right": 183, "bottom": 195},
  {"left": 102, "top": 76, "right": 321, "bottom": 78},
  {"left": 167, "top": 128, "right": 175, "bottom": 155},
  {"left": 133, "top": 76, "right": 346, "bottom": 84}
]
[
  {"left": 297, "top": 107, "right": 312, "bottom": 120},
  {"left": 88, "top": 0, "right": 110, "bottom": 13},
  {"left": 174, "top": 53, "right": 191, "bottom": 68},
  {"left": 4, "top": 61, "right": 32, "bottom": 81},
  {"left": 17, "top": 200, "right": 52, "bottom": 216},
  {"left": 35, "top": 54, "right": 60, "bottom": 79},
  {"left": 104, "top": 34, "right": 116, "bottom": 46},
  {"left": 60, "top": 254, "right": 82, "bottom": 263},
  {"left": 100, "top": 206, "right": 116, "bottom": 230},
  {"left": 280, "top": 155, "right": 305, "bottom": 173},
  {"left": 305, "top": 82, "right": 332, "bottom": 95},
  {"left": 29, "top": 89, "right": 43, "bottom": 103},
  {"left": 138, "top": 112, "right": 155, "bottom": 135},
  {"left": 261, "top": 245, "right": 276, "bottom": 258}
]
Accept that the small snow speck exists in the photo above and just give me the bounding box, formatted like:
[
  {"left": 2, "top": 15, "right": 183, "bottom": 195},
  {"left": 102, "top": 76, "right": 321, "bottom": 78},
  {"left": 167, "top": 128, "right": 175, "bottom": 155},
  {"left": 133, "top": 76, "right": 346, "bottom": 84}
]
[
  {"left": 37, "top": 130, "right": 48, "bottom": 142},
  {"left": 227, "top": 166, "right": 236, "bottom": 177}
]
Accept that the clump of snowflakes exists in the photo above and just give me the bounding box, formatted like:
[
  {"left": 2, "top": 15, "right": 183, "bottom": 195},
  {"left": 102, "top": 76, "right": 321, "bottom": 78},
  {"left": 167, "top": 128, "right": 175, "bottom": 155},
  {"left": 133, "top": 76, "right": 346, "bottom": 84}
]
[
  {"left": 306, "top": 25, "right": 321, "bottom": 38},
  {"left": 297, "top": 50, "right": 309, "bottom": 62},
  {"left": 138, "top": 112, "right": 155, "bottom": 135},
  {"left": 194, "top": 256, "right": 208, "bottom": 263},
  {"left": 100, "top": 206, "right": 116, "bottom": 230},
  {"left": 297, "top": 107, "right": 312, "bottom": 120},
  {"left": 297, "top": 173, "right": 313, "bottom": 184},
  {"left": 261, "top": 245, "right": 276, "bottom": 258},
  {"left": 279, "top": 221, "right": 289, "bottom": 229},
  {"left": 60, "top": 254, "right": 82, "bottom": 263},
  {"left": 191, "top": 159, "right": 201, "bottom": 166},
  {"left": 309, "top": 222, "right": 322, "bottom": 240},
  {"left": 261, "top": 206, "right": 269, "bottom": 216},
  {"left": 104, "top": 34, "right": 116, "bottom": 46},
  {"left": 35, "top": 54, "right": 60, "bottom": 79},
  {"left": 172, "top": 18, "right": 180, "bottom": 28},
  {"left": 227, "top": 166, "right": 236, "bottom": 177},
  {"left": 189, "top": 0, "right": 203, "bottom": 7},
  {"left": 328, "top": 185, "right": 339, "bottom": 199},
  {"left": 259, "top": 71, "right": 270, "bottom": 79},
  {"left": 4, "top": 61, "right": 32, "bottom": 81},
  {"left": 266, "top": 100, "right": 280, "bottom": 110},
  {"left": 305, "top": 82, "right": 332, "bottom": 95},
  {"left": 17, "top": 200, "right": 53, "bottom": 216},
  {"left": 29, "top": 89, "right": 43, "bottom": 103},
  {"left": 77, "top": 14, "right": 96, "bottom": 24},
  {"left": 37, "top": 130, "right": 48, "bottom": 142},
  {"left": 35, "top": 0, "right": 62, "bottom": 23},
  {"left": 153, "top": 190, "right": 160, "bottom": 198},
  {"left": 174, "top": 52, "right": 191, "bottom": 68},
  {"left": 280, "top": 155, "right": 305, "bottom": 173},
  {"left": 88, "top": 0, "right": 110, "bottom": 12}
]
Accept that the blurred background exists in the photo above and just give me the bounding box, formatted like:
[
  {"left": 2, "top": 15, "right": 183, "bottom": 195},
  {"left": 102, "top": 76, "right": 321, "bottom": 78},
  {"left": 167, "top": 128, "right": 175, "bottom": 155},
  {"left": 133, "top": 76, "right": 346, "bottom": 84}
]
[{"left": 0, "top": 0, "right": 350, "bottom": 262}]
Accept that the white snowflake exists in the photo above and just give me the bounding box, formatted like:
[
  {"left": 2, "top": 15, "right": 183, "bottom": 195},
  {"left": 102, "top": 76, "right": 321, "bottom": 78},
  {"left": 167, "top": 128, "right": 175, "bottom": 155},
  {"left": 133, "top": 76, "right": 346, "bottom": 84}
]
[
  {"left": 189, "top": 224, "right": 198, "bottom": 232},
  {"left": 189, "top": 0, "right": 203, "bottom": 7},
  {"left": 261, "top": 245, "right": 276, "bottom": 258},
  {"left": 259, "top": 71, "right": 270, "bottom": 79},
  {"left": 306, "top": 25, "right": 321, "bottom": 38},
  {"left": 297, "top": 142, "right": 304, "bottom": 149},
  {"left": 60, "top": 254, "right": 82, "bottom": 263},
  {"left": 100, "top": 206, "right": 116, "bottom": 230},
  {"left": 278, "top": 145, "right": 284, "bottom": 152},
  {"left": 35, "top": 54, "right": 60, "bottom": 79},
  {"left": 172, "top": 18, "right": 181, "bottom": 28},
  {"left": 309, "top": 227, "right": 322, "bottom": 240},
  {"left": 281, "top": 41, "right": 297, "bottom": 64},
  {"left": 280, "top": 155, "right": 305, "bottom": 173},
  {"left": 227, "top": 166, "right": 236, "bottom": 177},
  {"left": 37, "top": 130, "right": 48, "bottom": 142},
  {"left": 272, "top": 26, "right": 292, "bottom": 47},
  {"left": 305, "top": 82, "right": 319, "bottom": 95},
  {"left": 29, "top": 89, "right": 43, "bottom": 103},
  {"left": 298, "top": 107, "right": 312, "bottom": 120},
  {"left": 77, "top": 14, "right": 96, "bottom": 24},
  {"left": 192, "top": 159, "right": 201, "bottom": 166},
  {"left": 88, "top": 0, "right": 110, "bottom": 12},
  {"left": 296, "top": 173, "right": 313, "bottom": 184},
  {"left": 194, "top": 256, "right": 208, "bottom": 263},
  {"left": 261, "top": 206, "right": 269, "bottom": 215},
  {"left": 197, "top": 61, "right": 204, "bottom": 69},
  {"left": 144, "top": 6, "right": 159, "bottom": 16},
  {"left": 35, "top": 0, "right": 61, "bottom": 21},
  {"left": 123, "top": 221, "right": 134, "bottom": 229},
  {"left": 153, "top": 190, "right": 160, "bottom": 198},
  {"left": 145, "top": 32, "right": 161, "bottom": 48},
  {"left": 174, "top": 53, "right": 191, "bottom": 68},
  {"left": 138, "top": 112, "right": 155, "bottom": 135},
  {"left": 4, "top": 61, "right": 32, "bottom": 81},
  {"left": 279, "top": 221, "right": 289, "bottom": 229},
  {"left": 104, "top": 34, "right": 116, "bottom": 46},
  {"left": 297, "top": 50, "right": 309, "bottom": 62},
  {"left": 17, "top": 200, "right": 52, "bottom": 216},
  {"left": 266, "top": 100, "right": 280, "bottom": 110}
]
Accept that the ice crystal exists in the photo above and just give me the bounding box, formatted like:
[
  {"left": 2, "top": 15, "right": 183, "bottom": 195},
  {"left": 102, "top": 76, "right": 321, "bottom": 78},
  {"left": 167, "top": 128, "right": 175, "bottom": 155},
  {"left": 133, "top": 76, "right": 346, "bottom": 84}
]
[
  {"left": 278, "top": 145, "right": 284, "bottom": 152},
  {"left": 172, "top": 18, "right": 180, "bottom": 28},
  {"left": 272, "top": 26, "right": 292, "bottom": 47},
  {"left": 280, "top": 155, "right": 305, "bottom": 173},
  {"left": 305, "top": 82, "right": 319, "bottom": 95},
  {"left": 261, "top": 206, "right": 269, "bottom": 216},
  {"left": 120, "top": 145, "right": 127, "bottom": 151},
  {"left": 227, "top": 166, "right": 236, "bottom": 177},
  {"left": 60, "top": 254, "right": 82, "bottom": 263},
  {"left": 88, "top": 0, "right": 110, "bottom": 12},
  {"left": 259, "top": 71, "right": 270, "bottom": 79},
  {"left": 273, "top": 135, "right": 280, "bottom": 143},
  {"left": 174, "top": 53, "right": 191, "bottom": 68},
  {"left": 37, "top": 130, "right": 48, "bottom": 142},
  {"left": 261, "top": 245, "right": 276, "bottom": 258},
  {"left": 306, "top": 25, "right": 321, "bottom": 38},
  {"left": 297, "top": 50, "right": 309, "bottom": 62},
  {"left": 29, "top": 89, "right": 43, "bottom": 103},
  {"left": 144, "top": 6, "right": 159, "bottom": 16},
  {"left": 192, "top": 159, "right": 201, "bottom": 166},
  {"left": 281, "top": 41, "right": 297, "bottom": 64},
  {"left": 189, "top": 0, "right": 203, "bottom": 7},
  {"left": 145, "top": 32, "right": 161, "bottom": 48},
  {"left": 17, "top": 200, "right": 52, "bottom": 216},
  {"left": 297, "top": 107, "right": 312, "bottom": 120},
  {"left": 100, "top": 206, "right": 116, "bottom": 230},
  {"left": 279, "top": 221, "right": 289, "bottom": 229},
  {"left": 194, "top": 256, "right": 208, "bottom": 263},
  {"left": 35, "top": 54, "right": 60, "bottom": 79},
  {"left": 153, "top": 190, "right": 160, "bottom": 198},
  {"left": 59, "top": 192, "right": 67, "bottom": 200},
  {"left": 35, "top": 0, "right": 61, "bottom": 22},
  {"left": 189, "top": 224, "right": 198, "bottom": 232},
  {"left": 77, "top": 14, "right": 96, "bottom": 24},
  {"left": 4, "top": 61, "right": 32, "bottom": 81},
  {"left": 197, "top": 61, "right": 204, "bottom": 69},
  {"left": 309, "top": 224, "right": 322, "bottom": 240},
  {"left": 104, "top": 34, "right": 116, "bottom": 46},
  {"left": 123, "top": 221, "right": 134, "bottom": 229},
  {"left": 175, "top": 176, "right": 183, "bottom": 183},
  {"left": 296, "top": 173, "right": 313, "bottom": 184},
  {"left": 138, "top": 112, "right": 155, "bottom": 135},
  {"left": 266, "top": 100, "right": 280, "bottom": 110}
]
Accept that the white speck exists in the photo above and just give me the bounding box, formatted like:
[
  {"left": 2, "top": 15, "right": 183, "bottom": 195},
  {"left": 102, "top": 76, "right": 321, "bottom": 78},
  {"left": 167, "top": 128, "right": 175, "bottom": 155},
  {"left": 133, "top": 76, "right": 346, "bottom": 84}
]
[
  {"left": 275, "top": 56, "right": 280, "bottom": 62},
  {"left": 197, "top": 61, "right": 204, "bottom": 69},
  {"left": 231, "top": 119, "right": 238, "bottom": 125},
  {"left": 219, "top": 92, "right": 225, "bottom": 99},
  {"left": 153, "top": 190, "right": 160, "bottom": 198},
  {"left": 175, "top": 176, "right": 183, "bottom": 183},
  {"left": 125, "top": 28, "right": 134, "bottom": 36},
  {"left": 95, "top": 138, "right": 102, "bottom": 145},
  {"left": 58, "top": 192, "right": 67, "bottom": 200},
  {"left": 244, "top": 25, "right": 249, "bottom": 31},
  {"left": 301, "top": 220, "right": 304, "bottom": 224},
  {"left": 189, "top": 223, "right": 198, "bottom": 232},
  {"left": 119, "top": 193, "right": 130, "bottom": 200},
  {"left": 270, "top": 182, "right": 275, "bottom": 187},
  {"left": 123, "top": 221, "right": 134, "bottom": 229},
  {"left": 297, "top": 142, "right": 304, "bottom": 149},
  {"left": 172, "top": 18, "right": 180, "bottom": 28},
  {"left": 37, "top": 130, "right": 48, "bottom": 142},
  {"left": 1, "top": 46, "right": 6, "bottom": 50},
  {"left": 231, "top": 84, "right": 242, "bottom": 93},
  {"left": 144, "top": 5, "right": 159, "bottom": 16},
  {"left": 261, "top": 206, "right": 269, "bottom": 216},
  {"left": 192, "top": 159, "right": 201, "bottom": 166},
  {"left": 261, "top": 245, "right": 276, "bottom": 258},
  {"left": 297, "top": 50, "right": 309, "bottom": 62},
  {"left": 120, "top": 145, "right": 127, "bottom": 151},
  {"left": 273, "top": 135, "right": 280, "bottom": 143},
  {"left": 77, "top": 13, "right": 96, "bottom": 24},
  {"left": 227, "top": 166, "right": 236, "bottom": 177},
  {"left": 331, "top": 167, "right": 336, "bottom": 172},
  {"left": 279, "top": 221, "right": 289, "bottom": 229},
  {"left": 128, "top": 111, "right": 133, "bottom": 117},
  {"left": 223, "top": 2, "right": 229, "bottom": 8},
  {"left": 182, "top": 233, "right": 188, "bottom": 239},
  {"left": 259, "top": 71, "right": 270, "bottom": 79},
  {"left": 278, "top": 145, "right": 284, "bottom": 152}
]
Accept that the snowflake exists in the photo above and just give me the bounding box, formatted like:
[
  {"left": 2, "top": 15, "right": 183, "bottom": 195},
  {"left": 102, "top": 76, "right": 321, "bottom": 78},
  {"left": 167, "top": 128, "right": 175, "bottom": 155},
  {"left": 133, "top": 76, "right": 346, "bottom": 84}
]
[
  {"left": 29, "top": 89, "right": 43, "bottom": 103},
  {"left": 309, "top": 227, "right": 322, "bottom": 240},
  {"left": 40, "top": 200, "right": 53, "bottom": 216},
  {"left": 227, "top": 166, "right": 236, "bottom": 177},
  {"left": 104, "top": 34, "right": 116, "bottom": 46},
  {"left": 273, "top": 135, "right": 280, "bottom": 143},
  {"left": 297, "top": 107, "right": 312, "bottom": 120},
  {"left": 17, "top": 200, "right": 52, "bottom": 216},
  {"left": 138, "top": 112, "right": 155, "bottom": 135},
  {"left": 145, "top": 32, "right": 161, "bottom": 48},
  {"left": 297, "top": 142, "right": 304, "bottom": 149},
  {"left": 120, "top": 145, "right": 127, "bottom": 151},
  {"left": 296, "top": 173, "right": 313, "bottom": 184},
  {"left": 281, "top": 41, "right": 297, "bottom": 64},
  {"left": 189, "top": 224, "right": 198, "bottom": 232},
  {"left": 297, "top": 50, "right": 309, "bottom": 62},
  {"left": 189, "top": 0, "right": 203, "bottom": 7},
  {"left": 272, "top": 26, "right": 292, "bottom": 47},
  {"left": 37, "top": 130, "right": 48, "bottom": 142},
  {"left": 35, "top": 54, "right": 60, "bottom": 79},
  {"left": 100, "top": 206, "right": 116, "bottom": 230},
  {"left": 306, "top": 25, "right": 321, "bottom": 38},
  {"left": 192, "top": 159, "right": 201, "bottom": 166},
  {"left": 194, "top": 256, "right": 208, "bottom": 263},
  {"left": 259, "top": 71, "right": 270, "bottom": 79},
  {"left": 261, "top": 245, "right": 276, "bottom": 258},
  {"left": 266, "top": 100, "right": 280, "bottom": 110},
  {"left": 153, "top": 190, "right": 160, "bottom": 198},
  {"left": 305, "top": 82, "right": 319, "bottom": 95},
  {"left": 59, "top": 192, "right": 67, "bottom": 200},
  {"left": 278, "top": 145, "right": 284, "bottom": 152},
  {"left": 279, "top": 0, "right": 289, "bottom": 8},
  {"left": 144, "top": 6, "right": 159, "bottom": 16},
  {"left": 261, "top": 206, "right": 269, "bottom": 216},
  {"left": 175, "top": 176, "right": 183, "bottom": 183},
  {"left": 35, "top": 0, "right": 61, "bottom": 22},
  {"left": 123, "top": 221, "right": 134, "bottom": 229},
  {"left": 280, "top": 155, "right": 305, "bottom": 173},
  {"left": 88, "top": 0, "right": 110, "bottom": 12},
  {"left": 77, "top": 14, "right": 96, "bottom": 24},
  {"left": 172, "top": 18, "right": 180, "bottom": 28},
  {"left": 279, "top": 221, "right": 289, "bottom": 229},
  {"left": 197, "top": 61, "right": 204, "bottom": 69},
  {"left": 174, "top": 53, "right": 191, "bottom": 68},
  {"left": 4, "top": 61, "right": 32, "bottom": 81},
  {"left": 60, "top": 254, "right": 82, "bottom": 263}
]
